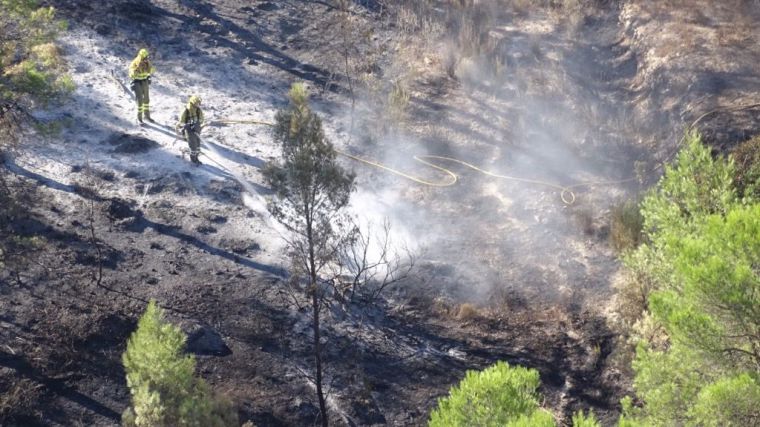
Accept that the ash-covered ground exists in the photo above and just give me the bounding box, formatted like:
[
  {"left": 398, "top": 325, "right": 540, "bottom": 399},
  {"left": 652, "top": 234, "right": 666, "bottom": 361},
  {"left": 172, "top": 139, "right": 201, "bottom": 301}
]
[{"left": 2, "top": 1, "right": 759, "bottom": 426}]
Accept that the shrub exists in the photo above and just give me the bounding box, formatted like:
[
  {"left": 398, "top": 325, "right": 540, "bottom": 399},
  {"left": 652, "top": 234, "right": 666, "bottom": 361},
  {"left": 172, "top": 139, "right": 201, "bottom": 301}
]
[
  {"left": 609, "top": 198, "right": 643, "bottom": 253},
  {"left": 428, "top": 361, "right": 611, "bottom": 426},
  {"left": 428, "top": 361, "right": 544, "bottom": 427},
  {"left": 386, "top": 79, "right": 410, "bottom": 124},
  {"left": 0, "top": 0, "right": 73, "bottom": 107},
  {"left": 571, "top": 410, "right": 601, "bottom": 427},
  {"left": 456, "top": 303, "right": 479, "bottom": 321},
  {"left": 122, "top": 301, "right": 237, "bottom": 427},
  {"left": 616, "top": 131, "right": 737, "bottom": 330},
  {"left": 731, "top": 135, "right": 760, "bottom": 200},
  {"left": 616, "top": 132, "right": 760, "bottom": 426}
]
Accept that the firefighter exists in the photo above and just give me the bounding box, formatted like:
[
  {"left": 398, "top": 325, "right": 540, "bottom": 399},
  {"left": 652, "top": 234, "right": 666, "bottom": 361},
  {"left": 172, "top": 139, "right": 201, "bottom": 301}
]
[
  {"left": 128, "top": 48, "right": 155, "bottom": 124},
  {"left": 176, "top": 95, "right": 205, "bottom": 165}
]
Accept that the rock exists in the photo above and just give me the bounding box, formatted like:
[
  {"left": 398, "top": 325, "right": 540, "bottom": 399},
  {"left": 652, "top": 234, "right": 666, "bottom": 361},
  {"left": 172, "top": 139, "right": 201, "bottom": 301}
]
[{"left": 183, "top": 323, "right": 232, "bottom": 357}]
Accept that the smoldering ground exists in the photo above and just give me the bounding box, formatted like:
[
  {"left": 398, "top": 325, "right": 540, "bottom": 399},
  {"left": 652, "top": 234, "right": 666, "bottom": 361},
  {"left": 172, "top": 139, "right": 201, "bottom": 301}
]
[{"left": 329, "top": 1, "right": 647, "bottom": 307}]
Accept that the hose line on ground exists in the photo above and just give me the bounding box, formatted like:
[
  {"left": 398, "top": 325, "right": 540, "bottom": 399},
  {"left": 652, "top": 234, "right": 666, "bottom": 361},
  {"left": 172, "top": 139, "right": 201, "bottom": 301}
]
[
  {"left": 207, "top": 118, "right": 640, "bottom": 205},
  {"left": 205, "top": 101, "right": 760, "bottom": 204}
]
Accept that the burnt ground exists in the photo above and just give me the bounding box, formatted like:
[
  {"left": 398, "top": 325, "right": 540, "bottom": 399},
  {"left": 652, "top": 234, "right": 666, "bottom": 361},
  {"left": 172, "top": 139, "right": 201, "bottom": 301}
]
[
  {"left": 0, "top": 179, "right": 621, "bottom": 426},
  {"left": 2, "top": 1, "right": 760, "bottom": 426}
]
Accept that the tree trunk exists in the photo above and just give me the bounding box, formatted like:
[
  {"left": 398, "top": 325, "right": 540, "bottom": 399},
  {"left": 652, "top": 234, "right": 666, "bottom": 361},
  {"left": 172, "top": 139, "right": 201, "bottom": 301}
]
[{"left": 307, "top": 215, "right": 329, "bottom": 427}]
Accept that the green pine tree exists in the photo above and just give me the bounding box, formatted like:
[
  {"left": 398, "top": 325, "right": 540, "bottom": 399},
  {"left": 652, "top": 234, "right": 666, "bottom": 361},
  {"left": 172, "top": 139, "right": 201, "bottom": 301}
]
[
  {"left": 617, "top": 132, "right": 760, "bottom": 426},
  {"left": 122, "top": 301, "right": 237, "bottom": 427}
]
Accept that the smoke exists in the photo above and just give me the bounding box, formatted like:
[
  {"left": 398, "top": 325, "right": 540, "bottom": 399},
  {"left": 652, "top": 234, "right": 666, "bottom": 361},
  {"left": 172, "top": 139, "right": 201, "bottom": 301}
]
[{"left": 326, "top": 1, "right": 643, "bottom": 305}]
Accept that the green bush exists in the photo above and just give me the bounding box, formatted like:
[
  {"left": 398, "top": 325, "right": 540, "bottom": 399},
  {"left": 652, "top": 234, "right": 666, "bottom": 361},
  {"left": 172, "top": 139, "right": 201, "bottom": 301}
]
[
  {"left": 732, "top": 136, "right": 760, "bottom": 200},
  {"left": 428, "top": 361, "right": 606, "bottom": 426},
  {"left": 571, "top": 410, "right": 600, "bottom": 427},
  {"left": 428, "top": 361, "right": 543, "bottom": 427},
  {"left": 615, "top": 131, "right": 760, "bottom": 426},
  {"left": 616, "top": 131, "right": 737, "bottom": 328},
  {"left": 122, "top": 301, "right": 237, "bottom": 427}
]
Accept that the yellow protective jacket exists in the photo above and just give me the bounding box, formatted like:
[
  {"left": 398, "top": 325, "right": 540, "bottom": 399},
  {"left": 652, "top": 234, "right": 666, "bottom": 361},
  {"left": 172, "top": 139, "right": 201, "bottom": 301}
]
[
  {"left": 178, "top": 104, "right": 204, "bottom": 130},
  {"left": 128, "top": 56, "right": 154, "bottom": 80}
]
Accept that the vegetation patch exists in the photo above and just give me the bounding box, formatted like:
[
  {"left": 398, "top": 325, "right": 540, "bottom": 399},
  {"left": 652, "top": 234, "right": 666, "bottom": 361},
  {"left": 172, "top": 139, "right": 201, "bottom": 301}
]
[
  {"left": 732, "top": 135, "right": 760, "bottom": 200},
  {"left": 609, "top": 198, "right": 643, "bottom": 253}
]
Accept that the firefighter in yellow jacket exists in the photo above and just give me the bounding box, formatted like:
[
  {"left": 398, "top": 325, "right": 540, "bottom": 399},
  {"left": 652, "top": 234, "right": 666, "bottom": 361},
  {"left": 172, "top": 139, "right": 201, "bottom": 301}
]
[
  {"left": 176, "top": 96, "right": 205, "bottom": 164},
  {"left": 128, "top": 48, "right": 155, "bottom": 124}
]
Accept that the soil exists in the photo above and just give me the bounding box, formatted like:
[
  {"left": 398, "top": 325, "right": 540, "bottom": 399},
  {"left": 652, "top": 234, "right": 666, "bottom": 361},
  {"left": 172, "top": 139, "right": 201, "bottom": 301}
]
[{"left": 2, "top": 1, "right": 758, "bottom": 426}]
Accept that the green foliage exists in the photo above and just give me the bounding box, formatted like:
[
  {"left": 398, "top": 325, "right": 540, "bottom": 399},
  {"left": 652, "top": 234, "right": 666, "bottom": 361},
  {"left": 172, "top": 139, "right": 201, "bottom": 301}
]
[
  {"left": 122, "top": 301, "right": 236, "bottom": 427},
  {"left": 266, "top": 83, "right": 355, "bottom": 221},
  {"left": 615, "top": 131, "right": 760, "bottom": 426},
  {"left": 0, "top": 0, "right": 73, "bottom": 106},
  {"left": 428, "top": 361, "right": 614, "bottom": 426},
  {"left": 689, "top": 373, "right": 760, "bottom": 426},
  {"left": 264, "top": 82, "right": 356, "bottom": 265},
  {"left": 640, "top": 131, "right": 736, "bottom": 237},
  {"left": 506, "top": 409, "right": 556, "bottom": 427},
  {"left": 653, "top": 203, "right": 760, "bottom": 367},
  {"left": 33, "top": 116, "right": 72, "bottom": 137},
  {"left": 571, "top": 410, "right": 601, "bottom": 427},
  {"left": 630, "top": 344, "right": 708, "bottom": 425},
  {"left": 618, "top": 132, "right": 738, "bottom": 326},
  {"left": 428, "top": 361, "right": 545, "bottom": 427},
  {"left": 732, "top": 136, "right": 760, "bottom": 201}
]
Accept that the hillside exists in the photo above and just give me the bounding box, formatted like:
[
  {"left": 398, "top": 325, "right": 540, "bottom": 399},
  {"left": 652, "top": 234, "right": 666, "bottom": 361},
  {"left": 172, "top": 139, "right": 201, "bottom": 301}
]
[{"left": 1, "top": 1, "right": 759, "bottom": 426}]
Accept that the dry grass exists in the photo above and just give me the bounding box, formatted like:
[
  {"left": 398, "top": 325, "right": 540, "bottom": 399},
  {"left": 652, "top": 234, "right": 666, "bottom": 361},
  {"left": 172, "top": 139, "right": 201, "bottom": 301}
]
[
  {"left": 612, "top": 264, "right": 656, "bottom": 327},
  {"left": 609, "top": 199, "right": 644, "bottom": 253},
  {"left": 386, "top": 79, "right": 410, "bottom": 124},
  {"left": 31, "top": 42, "right": 64, "bottom": 69},
  {"left": 430, "top": 299, "right": 482, "bottom": 322},
  {"left": 0, "top": 377, "right": 44, "bottom": 420},
  {"left": 732, "top": 136, "right": 760, "bottom": 199},
  {"left": 456, "top": 303, "right": 481, "bottom": 321}
]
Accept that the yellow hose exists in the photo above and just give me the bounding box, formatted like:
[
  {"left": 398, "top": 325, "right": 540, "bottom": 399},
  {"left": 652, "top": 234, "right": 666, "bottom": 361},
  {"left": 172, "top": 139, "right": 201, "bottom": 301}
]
[
  {"left": 207, "top": 119, "right": 276, "bottom": 127},
  {"left": 211, "top": 117, "right": 638, "bottom": 205},
  {"left": 337, "top": 151, "right": 635, "bottom": 205}
]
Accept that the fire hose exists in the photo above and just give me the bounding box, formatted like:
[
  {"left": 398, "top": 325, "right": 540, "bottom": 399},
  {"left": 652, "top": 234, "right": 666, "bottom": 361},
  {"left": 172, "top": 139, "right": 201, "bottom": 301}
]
[
  {"left": 208, "top": 119, "right": 634, "bottom": 205},
  {"left": 175, "top": 101, "right": 760, "bottom": 205},
  {"left": 105, "top": 66, "right": 759, "bottom": 204}
]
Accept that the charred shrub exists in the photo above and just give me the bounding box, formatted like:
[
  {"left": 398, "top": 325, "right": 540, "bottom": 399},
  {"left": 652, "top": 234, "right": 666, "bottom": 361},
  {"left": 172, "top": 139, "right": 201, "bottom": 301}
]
[{"left": 571, "top": 205, "right": 595, "bottom": 236}]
